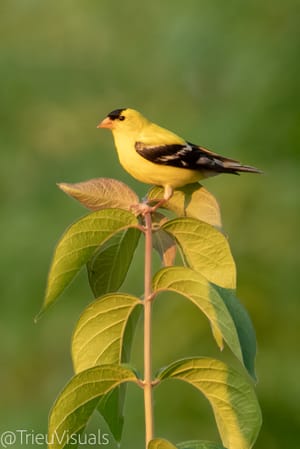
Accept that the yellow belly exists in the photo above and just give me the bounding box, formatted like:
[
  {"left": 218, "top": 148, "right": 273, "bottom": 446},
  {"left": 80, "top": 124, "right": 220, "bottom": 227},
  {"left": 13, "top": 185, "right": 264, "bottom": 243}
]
[{"left": 117, "top": 142, "right": 203, "bottom": 188}]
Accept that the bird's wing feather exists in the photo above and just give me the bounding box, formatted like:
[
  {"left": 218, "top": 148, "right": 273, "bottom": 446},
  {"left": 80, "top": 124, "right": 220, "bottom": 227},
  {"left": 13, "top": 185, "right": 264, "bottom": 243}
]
[
  {"left": 135, "top": 141, "right": 262, "bottom": 174},
  {"left": 135, "top": 141, "right": 242, "bottom": 172}
]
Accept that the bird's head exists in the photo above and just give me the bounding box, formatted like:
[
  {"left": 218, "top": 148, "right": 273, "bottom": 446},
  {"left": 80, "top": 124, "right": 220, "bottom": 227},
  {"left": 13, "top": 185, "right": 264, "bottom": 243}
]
[{"left": 97, "top": 108, "right": 149, "bottom": 135}]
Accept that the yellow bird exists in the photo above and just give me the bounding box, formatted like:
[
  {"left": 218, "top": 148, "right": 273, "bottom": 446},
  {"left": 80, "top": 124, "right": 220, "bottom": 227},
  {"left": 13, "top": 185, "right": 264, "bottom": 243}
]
[{"left": 98, "top": 108, "right": 261, "bottom": 210}]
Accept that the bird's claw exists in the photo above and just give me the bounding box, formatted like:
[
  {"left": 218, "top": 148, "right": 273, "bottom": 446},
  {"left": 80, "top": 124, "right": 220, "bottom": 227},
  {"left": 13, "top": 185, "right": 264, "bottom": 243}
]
[
  {"left": 130, "top": 198, "right": 167, "bottom": 216},
  {"left": 130, "top": 202, "right": 155, "bottom": 216}
]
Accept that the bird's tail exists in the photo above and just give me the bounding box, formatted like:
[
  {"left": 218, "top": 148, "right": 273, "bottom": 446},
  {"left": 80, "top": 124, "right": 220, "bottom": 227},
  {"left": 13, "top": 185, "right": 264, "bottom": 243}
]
[
  {"left": 194, "top": 144, "right": 262, "bottom": 175},
  {"left": 221, "top": 160, "right": 263, "bottom": 175}
]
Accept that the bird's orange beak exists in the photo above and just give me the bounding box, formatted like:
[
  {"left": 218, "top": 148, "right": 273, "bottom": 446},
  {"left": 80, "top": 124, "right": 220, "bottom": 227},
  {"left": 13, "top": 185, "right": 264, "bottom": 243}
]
[{"left": 97, "top": 117, "right": 114, "bottom": 129}]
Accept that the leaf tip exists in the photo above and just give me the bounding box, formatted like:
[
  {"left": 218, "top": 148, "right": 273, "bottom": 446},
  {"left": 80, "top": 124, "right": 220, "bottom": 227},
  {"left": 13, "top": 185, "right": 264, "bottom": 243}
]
[
  {"left": 34, "top": 308, "right": 44, "bottom": 323},
  {"left": 36, "top": 292, "right": 55, "bottom": 322},
  {"left": 57, "top": 182, "right": 71, "bottom": 194}
]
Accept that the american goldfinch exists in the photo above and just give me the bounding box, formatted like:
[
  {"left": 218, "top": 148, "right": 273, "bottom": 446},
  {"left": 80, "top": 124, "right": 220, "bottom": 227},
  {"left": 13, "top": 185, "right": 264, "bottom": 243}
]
[{"left": 98, "top": 108, "right": 261, "bottom": 209}]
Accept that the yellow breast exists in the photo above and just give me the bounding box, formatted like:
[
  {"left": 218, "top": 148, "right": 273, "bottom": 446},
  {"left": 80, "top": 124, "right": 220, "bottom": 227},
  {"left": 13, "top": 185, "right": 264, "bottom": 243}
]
[{"left": 112, "top": 132, "right": 203, "bottom": 189}]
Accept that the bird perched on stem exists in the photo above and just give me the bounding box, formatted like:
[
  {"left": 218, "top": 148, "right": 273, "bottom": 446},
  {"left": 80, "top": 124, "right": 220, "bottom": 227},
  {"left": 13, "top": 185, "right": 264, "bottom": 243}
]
[{"left": 98, "top": 108, "right": 262, "bottom": 212}]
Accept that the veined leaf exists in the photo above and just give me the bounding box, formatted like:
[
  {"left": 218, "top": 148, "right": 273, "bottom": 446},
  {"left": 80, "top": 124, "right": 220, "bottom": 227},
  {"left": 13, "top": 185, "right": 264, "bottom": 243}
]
[
  {"left": 147, "top": 184, "right": 222, "bottom": 229},
  {"left": 148, "top": 439, "right": 177, "bottom": 449},
  {"left": 72, "top": 293, "right": 142, "bottom": 441},
  {"left": 177, "top": 441, "right": 225, "bottom": 449},
  {"left": 41, "top": 209, "right": 139, "bottom": 313},
  {"left": 152, "top": 229, "right": 177, "bottom": 267},
  {"left": 72, "top": 293, "right": 141, "bottom": 372},
  {"left": 153, "top": 267, "right": 242, "bottom": 364},
  {"left": 48, "top": 365, "right": 137, "bottom": 449},
  {"left": 97, "top": 386, "right": 125, "bottom": 443},
  {"left": 152, "top": 212, "right": 177, "bottom": 267},
  {"left": 158, "top": 358, "right": 262, "bottom": 449},
  {"left": 87, "top": 227, "right": 141, "bottom": 297},
  {"left": 148, "top": 440, "right": 224, "bottom": 449},
  {"left": 98, "top": 302, "right": 142, "bottom": 442},
  {"left": 162, "top": 218, "right": 236, "bottom": 289},
  {"left": 214, "top": 286, "right": 257, "bottom": 381},
  {"left": 58, "top": 178, "right": 139, "bottom": 211}
]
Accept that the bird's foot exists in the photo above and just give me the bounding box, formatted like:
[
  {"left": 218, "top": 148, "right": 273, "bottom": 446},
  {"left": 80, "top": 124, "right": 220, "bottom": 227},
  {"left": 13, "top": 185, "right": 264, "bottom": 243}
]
[
  {"left": 130, "top": 202, "right": 153, "bottom": 216},
  {"left": 130, "top": 198, "right": 167, "bottom": 216}
]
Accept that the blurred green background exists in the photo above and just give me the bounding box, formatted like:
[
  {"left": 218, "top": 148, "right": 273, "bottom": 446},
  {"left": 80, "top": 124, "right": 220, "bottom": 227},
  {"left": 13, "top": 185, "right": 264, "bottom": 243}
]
[{"left": 1, "top": 0, "right": 299, "bottom": 448}]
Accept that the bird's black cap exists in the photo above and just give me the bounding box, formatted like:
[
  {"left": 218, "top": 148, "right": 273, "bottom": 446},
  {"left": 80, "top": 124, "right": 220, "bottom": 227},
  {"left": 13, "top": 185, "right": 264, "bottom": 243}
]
[{"left": 107, "top": 108, "right": 126, "bottom": 120}]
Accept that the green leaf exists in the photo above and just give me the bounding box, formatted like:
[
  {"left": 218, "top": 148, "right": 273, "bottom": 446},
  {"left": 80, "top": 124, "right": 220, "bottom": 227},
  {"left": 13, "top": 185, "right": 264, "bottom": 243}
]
[
  {"left": 87, "top": 227, "right": 141, "bottom": 297},
  {"left": 153, "top": 267, "right": 242, "bottom": 363},
  {"left": 72, "top": 293, "right": 142, "bottom": 442},
  {"left": 162, "top": 218, "right": 236, "bottom": 289},
  {"left": 152, "top": 229, "right": 177, "bottom": 266},
  {"left": 148, "top": 441, "right": 224, "bottom": 449},
  {"left": 177, "top": 441, "right": 225, "bottom": 449},
  {"left": 158, "top": 358, "right": 262, "bottom": 449},
  {"left": 147, "top": 184, "right": 222, "bottom": 229},
  {"left": 148, "top": 439, "right": 177, "bottom": 449},
  {"left": 41, "top": 209, "right": 139, "bottom": 313},
  {"left": 72, "top": 293, "right": 141, "bottom": 372},
  {"left": 151, "top": 212, "right": 177, "bottom": 267},
  {"left": 97, "top": 386, "right": 125, "bottom": 443},
  {"left": 214, "top": 286, "right": 257, "bottom": 381},
  {"left": 121, "top": 298, "right": 143, "bottom": 362},
  {"left": 48, "top": 365, "right": 137, "bottom": 449},
  {"left": 58, "top": 178, "right": 139, "bottom": 211}
]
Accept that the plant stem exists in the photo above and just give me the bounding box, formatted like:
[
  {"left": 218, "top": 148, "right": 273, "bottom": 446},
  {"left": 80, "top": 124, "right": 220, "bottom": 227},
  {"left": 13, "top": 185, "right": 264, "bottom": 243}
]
[{"left": 143, "top": 211, "right": 154, "bottom": 447}]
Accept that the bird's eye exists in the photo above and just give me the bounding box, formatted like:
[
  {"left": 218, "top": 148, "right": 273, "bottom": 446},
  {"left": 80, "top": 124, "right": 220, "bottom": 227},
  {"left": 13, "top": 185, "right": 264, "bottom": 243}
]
[{"left": 119, "top": 115, "right": 125, "bottom": 121}]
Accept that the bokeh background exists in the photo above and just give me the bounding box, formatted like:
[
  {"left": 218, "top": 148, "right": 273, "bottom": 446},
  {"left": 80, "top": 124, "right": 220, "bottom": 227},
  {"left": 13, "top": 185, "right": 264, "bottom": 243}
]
[{"left": 1, "top": 1, "right": 299, "bottom": 448}]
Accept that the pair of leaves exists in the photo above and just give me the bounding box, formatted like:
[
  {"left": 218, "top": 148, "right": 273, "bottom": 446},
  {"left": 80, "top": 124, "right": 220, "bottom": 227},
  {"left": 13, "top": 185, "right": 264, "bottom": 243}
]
[
  {"left": 57, "top": 178, "right": 222, "bottom": 272},
  {"left": 86, "top": 212, "right": 220, "bottom": 288},
  {"left": 59, "top": 178, "right": 222, "bottom": 229},
  {"left": 48, "top": 358, "right": 261, "bottom": 449},
  {"left": 41, "top": 204, "right": 234, "bottom": 314}
]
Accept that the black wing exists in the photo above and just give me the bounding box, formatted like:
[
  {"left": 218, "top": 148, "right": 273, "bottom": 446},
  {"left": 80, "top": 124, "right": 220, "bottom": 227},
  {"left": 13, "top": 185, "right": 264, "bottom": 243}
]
[{"left": 135, "top": 141, "right": 261, "bottom": 174}]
